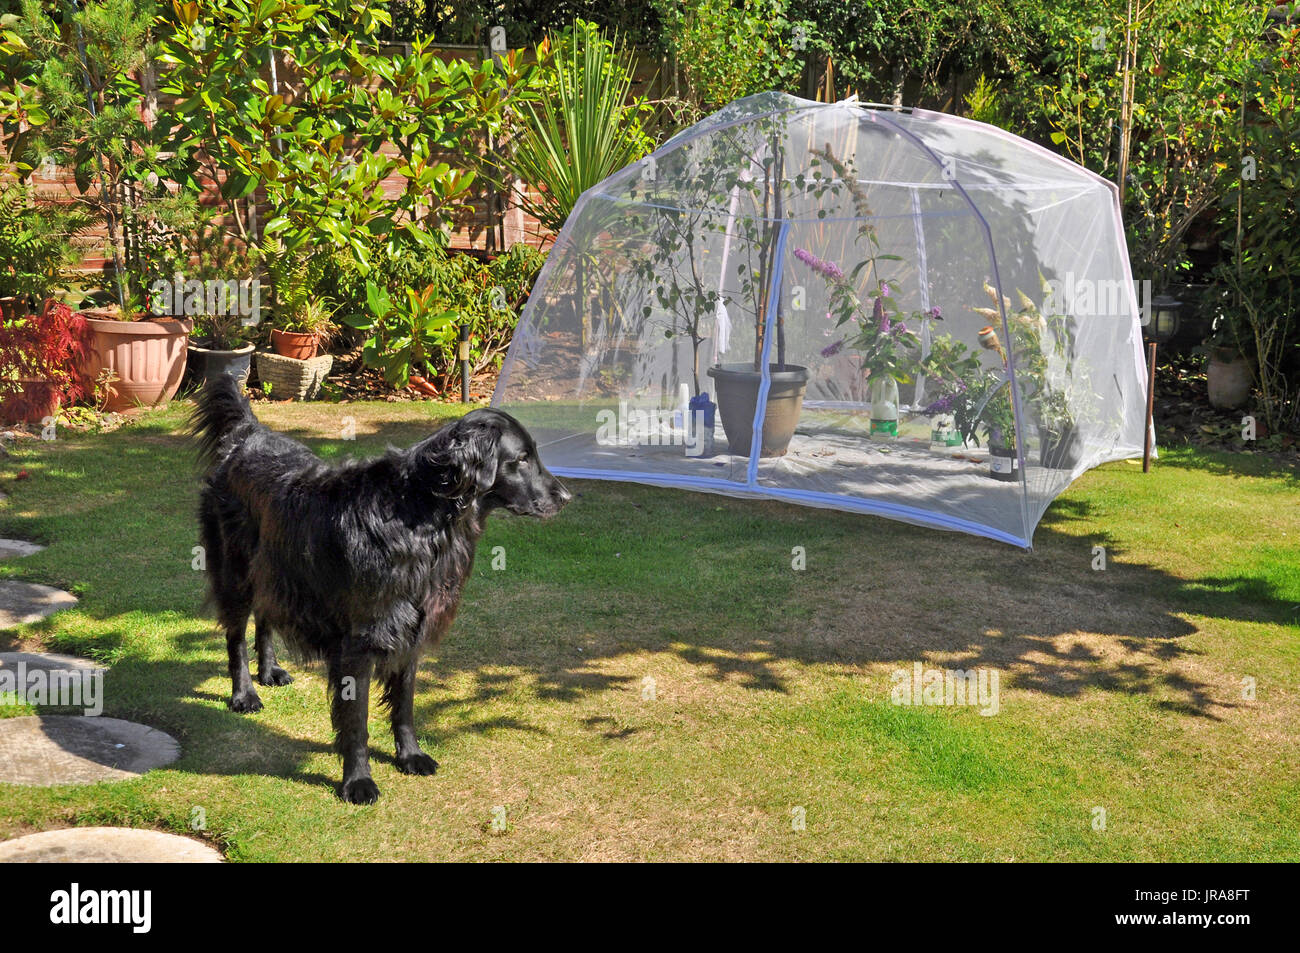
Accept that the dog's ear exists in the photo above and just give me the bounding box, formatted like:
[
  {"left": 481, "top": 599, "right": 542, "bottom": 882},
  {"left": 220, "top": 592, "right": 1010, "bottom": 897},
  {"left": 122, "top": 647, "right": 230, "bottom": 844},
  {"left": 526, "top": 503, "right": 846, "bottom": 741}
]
[{"left": 417, "top": 417, "right": 499, "bottom": 499}]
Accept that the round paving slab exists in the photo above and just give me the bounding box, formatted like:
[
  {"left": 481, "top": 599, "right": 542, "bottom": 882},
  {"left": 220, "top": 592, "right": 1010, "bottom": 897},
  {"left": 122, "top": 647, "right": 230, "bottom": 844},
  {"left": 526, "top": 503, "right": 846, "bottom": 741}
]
[
  {"left": 0, "top": 716, "right": 179, "bottom": 786},
  {"left": 0, "top": 580, "right": 77, "bottom": 629},
  {"left": 0, "top": 538, "right": 45, "bottom": 560},
  {"left": 0, "top": 827, "right": 221, "bottom": 863},
  {"left": 0, "top": 651, "right": 104, "bottom": 675}
]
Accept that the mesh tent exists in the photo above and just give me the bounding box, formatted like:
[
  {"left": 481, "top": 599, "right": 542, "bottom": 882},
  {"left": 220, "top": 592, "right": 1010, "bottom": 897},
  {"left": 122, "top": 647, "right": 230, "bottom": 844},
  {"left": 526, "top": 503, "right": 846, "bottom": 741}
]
[{"left": 492, "top": 93, "right": 1151, "bottom": 548}]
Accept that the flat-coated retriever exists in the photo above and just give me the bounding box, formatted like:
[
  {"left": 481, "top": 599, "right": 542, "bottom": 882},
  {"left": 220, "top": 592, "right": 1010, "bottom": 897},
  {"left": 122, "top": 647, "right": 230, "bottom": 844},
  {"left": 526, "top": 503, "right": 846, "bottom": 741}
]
[{"left": 192, "top": 375, "right": 570, "bottom": 804}]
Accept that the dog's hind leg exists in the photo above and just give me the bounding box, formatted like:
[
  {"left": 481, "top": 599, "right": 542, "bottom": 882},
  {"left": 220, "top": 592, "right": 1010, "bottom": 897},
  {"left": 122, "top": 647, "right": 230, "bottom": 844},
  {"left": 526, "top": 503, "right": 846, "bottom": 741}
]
[
  {"left": 254, "top": 618, "right": 293, "bottom": 687},
  {"left": 383, "top": 658, "right": 438, "bottom": 777},
  {"left": 330, "top": 646, "right": 379, "bottom": 804},
  {"left": 202, "top": 496, "right": 263, "bottom": 713}
]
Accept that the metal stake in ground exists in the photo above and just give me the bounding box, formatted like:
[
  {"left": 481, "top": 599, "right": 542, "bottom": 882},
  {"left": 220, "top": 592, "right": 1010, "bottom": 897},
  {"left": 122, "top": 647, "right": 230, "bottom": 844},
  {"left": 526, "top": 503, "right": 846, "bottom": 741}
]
[
  {"left": 460, "top": 323, "right": 471, "bottom": 403},
  {"left": 1143, "top": 341, "right": 1157, "bottom": 472}
]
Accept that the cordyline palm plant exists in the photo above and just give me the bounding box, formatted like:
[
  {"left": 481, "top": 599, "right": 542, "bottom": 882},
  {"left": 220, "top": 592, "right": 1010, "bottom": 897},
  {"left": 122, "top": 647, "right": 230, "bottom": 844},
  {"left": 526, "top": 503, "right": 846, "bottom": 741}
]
[{"left": 506, "top": 21, "right": 653, "bottom": 234}]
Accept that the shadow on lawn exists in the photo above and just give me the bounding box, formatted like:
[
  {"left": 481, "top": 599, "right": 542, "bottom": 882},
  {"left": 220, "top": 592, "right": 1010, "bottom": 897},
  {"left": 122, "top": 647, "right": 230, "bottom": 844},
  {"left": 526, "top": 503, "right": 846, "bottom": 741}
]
[
  {"left": 3, "top": 409, "right": 1290, "bottom": 797},
  {"left": 1152, "top": 444, "right": 1300, "bottom": 484}
]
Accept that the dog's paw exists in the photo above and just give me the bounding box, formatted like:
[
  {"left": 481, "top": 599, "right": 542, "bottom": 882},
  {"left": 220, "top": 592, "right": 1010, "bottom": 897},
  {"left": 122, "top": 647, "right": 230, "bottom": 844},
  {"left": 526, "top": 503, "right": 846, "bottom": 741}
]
[
  {"left": 395, "top": 752, "right": 439, "bottom": 776},
  {"left": 257, "top": 666, "right": 294, "bottom": 687},
  {"left": 229, "top": 690, "right": 264, "bottom": 714},
  {"left": 341, "top": 777, "right": 381, "bottom": 805}
]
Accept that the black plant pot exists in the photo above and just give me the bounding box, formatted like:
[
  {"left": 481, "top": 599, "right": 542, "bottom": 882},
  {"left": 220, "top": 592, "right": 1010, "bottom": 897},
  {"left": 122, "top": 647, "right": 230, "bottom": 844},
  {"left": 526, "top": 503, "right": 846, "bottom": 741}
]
[
  {"left": 707, "top": 363, "right": 809, "bottom": 458},
  {"left": 187, "top": 340, "right": 255, "bottom": 391},
  {"left": 1040, "top": 425, "right": 1084, "bottom": 470},
  {"left": 988, "top": 444, "right": 1020, "bottom": 482}
]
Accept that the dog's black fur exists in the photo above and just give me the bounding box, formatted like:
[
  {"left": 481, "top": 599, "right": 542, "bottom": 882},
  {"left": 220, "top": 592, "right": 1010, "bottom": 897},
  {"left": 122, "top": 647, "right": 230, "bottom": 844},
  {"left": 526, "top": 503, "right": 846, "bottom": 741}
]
[{"left": 192, "top": 375, "right": 570, "bottom": 804}]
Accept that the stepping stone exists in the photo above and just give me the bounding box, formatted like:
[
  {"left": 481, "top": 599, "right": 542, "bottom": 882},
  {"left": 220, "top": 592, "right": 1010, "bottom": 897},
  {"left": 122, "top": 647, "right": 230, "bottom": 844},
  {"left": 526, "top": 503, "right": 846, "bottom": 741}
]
[
  {"left": 0, "top": 716, "right": 179, "bottom": 786},
  {"left": 0, "top": 580, "right": 77, "bottom": 629},
  {"left": 0, "top": 652, "right": 106, "bottom": 714},
  {"left": 0, "top": 827, "right": 221, "bottom": 863},
  {"left": 0, "top": 651, "right": 103, "bottom": 675},
  {"left": 0, "top": 539, "right": 44, "bottom": 560}
]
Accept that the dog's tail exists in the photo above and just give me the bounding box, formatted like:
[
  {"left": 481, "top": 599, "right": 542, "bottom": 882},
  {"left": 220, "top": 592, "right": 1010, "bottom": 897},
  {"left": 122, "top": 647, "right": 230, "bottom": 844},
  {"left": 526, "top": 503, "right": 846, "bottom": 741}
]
[{"left": 190, "top": 374, "right": 255, "bottom": 468}]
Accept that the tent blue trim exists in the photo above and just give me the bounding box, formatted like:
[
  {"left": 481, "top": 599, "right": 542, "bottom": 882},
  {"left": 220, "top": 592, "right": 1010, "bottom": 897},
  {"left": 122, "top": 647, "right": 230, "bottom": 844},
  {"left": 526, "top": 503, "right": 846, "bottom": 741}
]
[
  {"left": 550, "top": 466, "right": 1032, "bottom": 549},
  {"left": 747, "top": 221, "right": 790, "bottom": 488}
]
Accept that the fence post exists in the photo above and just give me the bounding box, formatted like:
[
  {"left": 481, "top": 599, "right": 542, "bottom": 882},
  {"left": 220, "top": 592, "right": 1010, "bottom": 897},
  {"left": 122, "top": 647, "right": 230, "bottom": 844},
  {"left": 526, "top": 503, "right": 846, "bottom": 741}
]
[
  {"left": 1143, "top": 341, "right": 1157, "bottom": 472},
  {"left": 459, "top": 323, "right": 471, "bottom": 403}
]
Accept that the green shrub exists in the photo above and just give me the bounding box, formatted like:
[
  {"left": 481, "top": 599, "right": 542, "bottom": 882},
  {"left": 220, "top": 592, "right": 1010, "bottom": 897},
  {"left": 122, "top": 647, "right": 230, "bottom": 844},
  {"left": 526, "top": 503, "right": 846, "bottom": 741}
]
[
  {"left": 341, "top": 241, "right": 546, "bottom": 388},
  {"left": 0, "top": 181, "right": 90, "bottom": 304}
]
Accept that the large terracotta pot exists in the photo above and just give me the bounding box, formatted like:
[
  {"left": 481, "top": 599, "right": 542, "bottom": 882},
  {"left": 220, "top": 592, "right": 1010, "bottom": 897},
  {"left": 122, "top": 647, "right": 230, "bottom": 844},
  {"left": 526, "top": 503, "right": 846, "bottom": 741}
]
[
  {"left": 1207, "top": 346, "right": 1252, "bottom": 410},
  {"left": 81, "top": 314, "right": 193, "bottom": 412},
  {"left": 270, "top": 328, "right": 319, "bottom": 360}
]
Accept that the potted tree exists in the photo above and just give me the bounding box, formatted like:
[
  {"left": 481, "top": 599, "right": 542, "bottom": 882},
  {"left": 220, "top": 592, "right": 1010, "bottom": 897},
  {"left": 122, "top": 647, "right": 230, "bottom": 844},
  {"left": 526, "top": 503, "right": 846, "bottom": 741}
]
[
  {"left": 13, "top": 0, "right": 195, "bottom": 412},
  {"left": 622, "top": 114, "right": 837, "bottom": 459},
  {"left": 704, "top": 128, "right": 809, "bottom": 458},
  {"left": 626, "top": 195, "right": 721, "bottom": 455}
]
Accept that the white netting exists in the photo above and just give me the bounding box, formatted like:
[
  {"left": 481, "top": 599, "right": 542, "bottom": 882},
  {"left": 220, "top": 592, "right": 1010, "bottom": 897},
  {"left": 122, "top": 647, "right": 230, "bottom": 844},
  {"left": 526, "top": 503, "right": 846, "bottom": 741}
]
[{"left": 494, "top": 93, "right": 1150, "bottom": 547}]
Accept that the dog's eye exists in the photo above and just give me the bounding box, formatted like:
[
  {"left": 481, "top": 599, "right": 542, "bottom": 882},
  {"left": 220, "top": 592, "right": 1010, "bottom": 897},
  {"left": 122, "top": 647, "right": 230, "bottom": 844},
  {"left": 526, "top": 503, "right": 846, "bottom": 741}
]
[{"left": 514, "top": 453, "right": 529, "bottom": 465}]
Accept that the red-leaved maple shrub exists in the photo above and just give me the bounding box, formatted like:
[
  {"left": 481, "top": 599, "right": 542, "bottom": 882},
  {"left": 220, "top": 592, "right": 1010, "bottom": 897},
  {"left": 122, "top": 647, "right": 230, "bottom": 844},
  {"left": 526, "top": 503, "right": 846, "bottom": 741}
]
[{"left": 0, "top": 300, "right": 92, "bottom": 423}]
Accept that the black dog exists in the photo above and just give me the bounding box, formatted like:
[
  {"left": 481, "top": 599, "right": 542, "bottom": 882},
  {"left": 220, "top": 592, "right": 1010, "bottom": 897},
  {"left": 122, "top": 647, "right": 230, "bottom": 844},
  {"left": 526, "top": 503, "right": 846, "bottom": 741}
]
[{"left": 192, "top": 375, "right": 570, "bottom": 804}]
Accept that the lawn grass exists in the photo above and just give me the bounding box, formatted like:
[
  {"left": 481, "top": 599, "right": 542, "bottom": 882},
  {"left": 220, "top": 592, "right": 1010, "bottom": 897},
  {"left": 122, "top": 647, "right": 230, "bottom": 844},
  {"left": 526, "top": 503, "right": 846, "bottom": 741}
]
[{"left": 0, "top": 400, "right": 1296, "bottom": 861}]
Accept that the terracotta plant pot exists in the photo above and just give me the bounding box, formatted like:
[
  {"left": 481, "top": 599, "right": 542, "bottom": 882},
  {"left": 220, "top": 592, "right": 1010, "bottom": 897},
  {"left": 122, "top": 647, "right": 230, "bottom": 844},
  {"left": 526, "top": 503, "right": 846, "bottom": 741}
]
[
  {"left": 1207, "top": 346, "right": 1252, "bottom": 410},
  {"left": 408, "top": 374, "right": 440, "bottom": 397},
  {"left": 270, "top": 329, "right": 319, "bottom": 360},
  {"left": 81, "top": 314, "right": 193, "bottom": 413},
  {"left": 707, "top": 363, "right": 809, "bottom": 458},
  {"left": 0, "top": 379, "right": 61, "bottom": 425}
]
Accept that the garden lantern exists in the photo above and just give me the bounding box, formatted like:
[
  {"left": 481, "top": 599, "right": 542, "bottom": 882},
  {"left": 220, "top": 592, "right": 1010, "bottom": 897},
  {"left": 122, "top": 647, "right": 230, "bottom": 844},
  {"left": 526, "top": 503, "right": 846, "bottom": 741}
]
[{"left": 1150, "top": 294, "right": 1183, "bottom": 344}]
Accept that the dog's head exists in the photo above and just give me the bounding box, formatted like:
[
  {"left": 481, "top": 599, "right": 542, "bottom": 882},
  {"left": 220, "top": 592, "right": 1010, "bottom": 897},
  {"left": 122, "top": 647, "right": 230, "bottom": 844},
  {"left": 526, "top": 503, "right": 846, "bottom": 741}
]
[{"left": 416, "top": 409, "right": 571, "bottom": 517}]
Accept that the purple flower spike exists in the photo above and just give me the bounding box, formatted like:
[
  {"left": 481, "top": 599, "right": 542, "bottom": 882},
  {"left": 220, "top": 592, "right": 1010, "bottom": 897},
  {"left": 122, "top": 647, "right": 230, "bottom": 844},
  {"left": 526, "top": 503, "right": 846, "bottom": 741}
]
[
  {"left": 821, "top": 338, "right": 845, "bottom": 357},
  {"left": 880, "top": 282, "right": 890, "bottom": 298},
  {"left": 922, "top": 393, "right": 957, "bottom": 415},
  {"left": 927, "top": 306, "right": 942, "bottom": 320},
  {"left": 794, "top": 247, "right": 845, "bottom": 282}
]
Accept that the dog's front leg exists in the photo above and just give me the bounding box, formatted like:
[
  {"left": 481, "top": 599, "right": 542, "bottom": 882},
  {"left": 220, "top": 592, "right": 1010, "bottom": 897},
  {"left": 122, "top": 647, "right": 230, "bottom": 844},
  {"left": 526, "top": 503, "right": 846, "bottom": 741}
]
[
  {"left": 385, "top": 658, "right": 438, "bottom": 777},
  {"left": 329, "top": 647, "right": 379, "bottom": 804}
]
